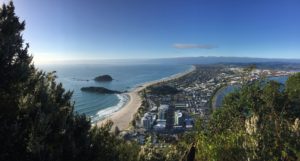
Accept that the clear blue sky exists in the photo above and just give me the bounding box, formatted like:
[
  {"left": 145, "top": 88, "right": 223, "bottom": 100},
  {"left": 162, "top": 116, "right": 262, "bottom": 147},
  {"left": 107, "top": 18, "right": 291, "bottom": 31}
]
[{"left": 3, "top": 0, "right": 300, "bottom": 62}]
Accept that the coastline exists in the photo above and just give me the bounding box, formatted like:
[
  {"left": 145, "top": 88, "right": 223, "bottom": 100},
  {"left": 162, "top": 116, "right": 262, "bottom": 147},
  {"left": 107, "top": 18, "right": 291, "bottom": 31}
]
[
  {"left": 211, "top": 85, "right": 227, "bottom": 110},
  {"left": 96, "top": 65, "right": 196, "bottom": 131}
]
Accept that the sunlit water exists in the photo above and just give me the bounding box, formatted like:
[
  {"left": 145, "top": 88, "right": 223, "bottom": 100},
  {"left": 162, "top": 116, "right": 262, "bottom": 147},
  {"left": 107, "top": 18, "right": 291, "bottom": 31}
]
[{"left": 38, "top": 64, "right": 191, "bottom": 122}]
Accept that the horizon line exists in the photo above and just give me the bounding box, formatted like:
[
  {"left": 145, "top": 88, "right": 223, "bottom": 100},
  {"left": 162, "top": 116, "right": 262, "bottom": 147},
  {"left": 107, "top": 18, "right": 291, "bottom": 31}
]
[{"left": 34, "top": 56, "right": 300, "bottom": 65}]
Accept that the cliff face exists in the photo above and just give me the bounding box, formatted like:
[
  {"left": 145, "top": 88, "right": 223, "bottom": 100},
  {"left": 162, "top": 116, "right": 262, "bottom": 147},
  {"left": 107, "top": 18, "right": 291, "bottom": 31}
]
[
  {"left": 81, "top": 87, "right": 121, "bottom": 94},
  {"left": 94, "top": 75, "right": 113, "bottom": 82}
]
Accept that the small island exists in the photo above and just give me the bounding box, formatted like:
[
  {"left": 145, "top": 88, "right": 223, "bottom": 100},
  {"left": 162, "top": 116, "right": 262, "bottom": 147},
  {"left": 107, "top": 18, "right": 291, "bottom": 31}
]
[
  {"left": 94, "top": 75, "right": 113, "bottom": 82},
  {"left": 81, "top": 87, "right": 121, "bottom": 94}
]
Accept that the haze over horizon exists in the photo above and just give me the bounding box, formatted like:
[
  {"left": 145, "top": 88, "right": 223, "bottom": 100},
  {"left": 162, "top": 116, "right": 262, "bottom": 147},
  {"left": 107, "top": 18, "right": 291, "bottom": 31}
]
[{"left": 2, "top": 0, "right": 300, "bottom": 63}]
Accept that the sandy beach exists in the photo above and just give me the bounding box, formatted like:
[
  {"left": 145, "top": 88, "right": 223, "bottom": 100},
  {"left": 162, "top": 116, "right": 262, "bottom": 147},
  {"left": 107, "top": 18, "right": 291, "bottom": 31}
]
[{"left": 96, "top": 65, "right": 196, "bottom": 131}]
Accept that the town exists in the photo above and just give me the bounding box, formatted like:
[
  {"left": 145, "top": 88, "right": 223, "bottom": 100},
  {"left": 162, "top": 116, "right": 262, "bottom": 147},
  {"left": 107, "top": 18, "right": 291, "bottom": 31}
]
[{"left": 120, "top": 64, "right": 292, "bottom": 145}]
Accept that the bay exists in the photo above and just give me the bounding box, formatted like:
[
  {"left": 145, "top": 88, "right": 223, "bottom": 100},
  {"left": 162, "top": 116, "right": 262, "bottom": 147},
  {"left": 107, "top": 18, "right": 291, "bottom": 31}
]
[{"left": 38, "top": 64, "right": 191, "bottom": 122}]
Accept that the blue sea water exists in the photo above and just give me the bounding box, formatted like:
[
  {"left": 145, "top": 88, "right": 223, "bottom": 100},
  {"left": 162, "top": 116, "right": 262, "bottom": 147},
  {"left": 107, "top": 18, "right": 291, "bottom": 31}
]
[{"left": 38, "top": 64, "right": 191, "bottom": 122}]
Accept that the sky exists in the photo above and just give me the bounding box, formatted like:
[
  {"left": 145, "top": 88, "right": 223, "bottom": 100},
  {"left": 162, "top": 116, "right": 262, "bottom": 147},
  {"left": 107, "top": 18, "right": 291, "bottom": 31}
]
[{"left": 1, "top": 0, "right": 300, "bottom": 63}]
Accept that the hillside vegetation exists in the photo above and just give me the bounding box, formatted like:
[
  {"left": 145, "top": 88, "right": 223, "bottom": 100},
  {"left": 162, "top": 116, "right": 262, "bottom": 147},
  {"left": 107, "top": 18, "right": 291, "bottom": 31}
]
[
  {"left": 192, "top": 74, "right": 300, "bottom": 161},
  {"left": 0, "top": 2, "right": 299, "bottom": 161},
  {"left": 0, "top": 2, "right": 139, "bottom": 161}
]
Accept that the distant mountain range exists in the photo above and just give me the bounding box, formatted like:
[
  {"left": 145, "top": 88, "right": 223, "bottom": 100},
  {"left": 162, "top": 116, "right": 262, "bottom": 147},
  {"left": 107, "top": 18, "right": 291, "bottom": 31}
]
[
  {"left": 148, "top": 56, "right": 300, "bottom": 65},
  {"left": 40, "top": 56, "right": 300, "bottom": 66}
]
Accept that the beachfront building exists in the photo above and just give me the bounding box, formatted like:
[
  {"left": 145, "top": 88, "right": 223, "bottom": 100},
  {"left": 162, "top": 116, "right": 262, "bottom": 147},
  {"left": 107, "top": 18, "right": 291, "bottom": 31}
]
[
  {"left": 158, "top": 105, "right": 169, "bottom": 120},
  {"left": 141, "top": 112, "right": 156, "bottom": 130},
  {"left": 142, "top": 116, "right": 152, "bottom": 130}
]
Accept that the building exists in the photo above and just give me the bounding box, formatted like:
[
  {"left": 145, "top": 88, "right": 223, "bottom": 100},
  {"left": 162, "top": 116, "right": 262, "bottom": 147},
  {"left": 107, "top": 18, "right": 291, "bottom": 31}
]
[
  {"left": 150, "top": 106, "right": 158, "bottom": 112},
  {"left": 142, "top": 116, "right": 152, "bottom": 130},
  {"left": 141, "top": 112, "right": 156, "bottom": 130},
  {"left": 174, "top": 110, "right": 184, "bottom": 126},
  {"left": 175, "top": 103, "right": 187, "bottom": 109},
  {"left": 185, "top": 118, "right": 194, "bottom": 129},
  {"left": 154, "top": 105, "right": 169, "bottom": 131},
  {"left": 158, "top": 105, "right": 169, "bottom": 120},
  {"left": 154, "top": 119, "right": 166, "bottom": 130}
]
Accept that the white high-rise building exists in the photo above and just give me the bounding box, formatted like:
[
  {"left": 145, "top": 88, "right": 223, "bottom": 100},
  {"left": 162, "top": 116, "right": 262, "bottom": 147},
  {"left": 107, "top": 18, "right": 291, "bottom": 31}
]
[
  {"left": 141, "top": 112, "right": 156, "bottom": 130},
  {"left": 158, "top": 105, "right": 169, "bottom": 120},
  {"left": 142, "top": 116, "right": 151, "bottom": 129}
]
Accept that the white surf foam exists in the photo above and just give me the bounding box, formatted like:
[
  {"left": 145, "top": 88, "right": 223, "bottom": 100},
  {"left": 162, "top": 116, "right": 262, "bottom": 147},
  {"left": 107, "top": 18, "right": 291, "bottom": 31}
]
[{"left": 91, "top": 94, "right": 129, "bottom": 123}]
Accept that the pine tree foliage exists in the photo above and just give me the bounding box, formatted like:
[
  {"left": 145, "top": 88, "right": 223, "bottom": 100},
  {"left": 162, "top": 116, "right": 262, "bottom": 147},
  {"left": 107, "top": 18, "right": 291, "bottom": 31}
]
[
  {"left": 1, "top": 2, "right": 300, "bottom": 161},
  {"left": 0, "top": 2, "right": 139, "bottom": 161}
]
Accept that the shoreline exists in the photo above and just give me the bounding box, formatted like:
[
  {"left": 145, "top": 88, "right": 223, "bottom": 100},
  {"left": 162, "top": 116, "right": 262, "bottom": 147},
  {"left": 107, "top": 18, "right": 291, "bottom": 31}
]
[
  {"left": 96, "top": 65, "right": 196, "bottom": 131},
  {"left": 211, "top": 85, "right": 227, "bottom": 110}
]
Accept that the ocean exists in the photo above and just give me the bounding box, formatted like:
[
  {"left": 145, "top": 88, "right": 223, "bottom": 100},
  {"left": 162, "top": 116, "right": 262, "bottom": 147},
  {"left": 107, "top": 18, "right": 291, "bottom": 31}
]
[{"left": 38, "top": 64, "right": 191, "bottom": 122}]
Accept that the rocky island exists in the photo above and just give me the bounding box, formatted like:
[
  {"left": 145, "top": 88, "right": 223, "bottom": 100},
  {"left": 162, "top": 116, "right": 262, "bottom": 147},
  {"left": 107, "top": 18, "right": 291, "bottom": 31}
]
[
  {"left": 81, "top": 87, "right": 121, "bottom": 94},
  {"left": 94, "top": 75, "right": 113, "bottom": 82}
]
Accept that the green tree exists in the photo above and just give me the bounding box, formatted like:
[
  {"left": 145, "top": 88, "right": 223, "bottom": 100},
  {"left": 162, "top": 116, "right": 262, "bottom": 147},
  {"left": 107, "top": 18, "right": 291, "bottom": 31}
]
[
  {"left": 0, "top": 2, "right": 140, "bottom": 161},
  {"left": 192, "top": 75, "right": 300, "bottom": 161},
  {"left": 0, "top": 2, "right": 35, "bottom": 159},
  {"left": 285, "top": 73, "right": 300, "bottom": 119}
]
